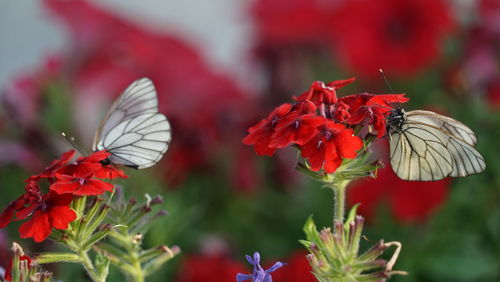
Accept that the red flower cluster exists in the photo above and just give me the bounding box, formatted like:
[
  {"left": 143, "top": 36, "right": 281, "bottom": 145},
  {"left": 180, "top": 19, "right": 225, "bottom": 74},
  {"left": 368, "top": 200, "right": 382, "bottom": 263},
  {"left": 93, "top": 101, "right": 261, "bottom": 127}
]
[
  {"left": 243, "top": 79, "right": 408, "bottom": 174},
  {"left": 252, "top": 0, "right": 454, "bottom": 79},
  {"left": 0, "top": 150, "right": 126, "bottom": 242}
]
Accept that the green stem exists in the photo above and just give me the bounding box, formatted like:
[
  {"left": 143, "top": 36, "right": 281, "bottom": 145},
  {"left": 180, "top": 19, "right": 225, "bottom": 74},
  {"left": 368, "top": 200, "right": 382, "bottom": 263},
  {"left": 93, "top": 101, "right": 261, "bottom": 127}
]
[
  {"left": 330, "top": 179, "right": 350, "bottom": 229},
  {"left": 115, "top": 228, "right": 145, "bottom": 282},
  {"left": 79, "top": 250, "right": 104, "bottom": 282},
  {"left": 130, "top": 256, "right": 144, "bottom": 282}
]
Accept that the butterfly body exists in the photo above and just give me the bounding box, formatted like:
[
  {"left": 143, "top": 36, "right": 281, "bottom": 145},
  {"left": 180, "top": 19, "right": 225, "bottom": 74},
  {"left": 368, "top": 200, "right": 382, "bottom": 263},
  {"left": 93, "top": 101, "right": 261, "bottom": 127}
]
[
  {"left": 93, "top": 78, "right": 171, "bottom": 169},
  {"left": 386, "top": 108, "right": 406, "bottom": 136},
  {"left": 387, "top": 109, "right": 485, "bottom": 181}
]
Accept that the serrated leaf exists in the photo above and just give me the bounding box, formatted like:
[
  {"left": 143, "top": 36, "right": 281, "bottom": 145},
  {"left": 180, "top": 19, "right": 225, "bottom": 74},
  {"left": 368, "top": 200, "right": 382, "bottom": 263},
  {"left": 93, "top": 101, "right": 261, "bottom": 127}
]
[{"left": 95, "top": 252, "right": 110, "bottom": 280}]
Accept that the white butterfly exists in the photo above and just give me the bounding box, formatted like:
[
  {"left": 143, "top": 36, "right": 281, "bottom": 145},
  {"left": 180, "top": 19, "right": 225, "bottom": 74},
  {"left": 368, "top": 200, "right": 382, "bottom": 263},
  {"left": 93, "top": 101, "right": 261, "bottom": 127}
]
[
  {"left": 92, "top": 78, "right": 171, "bottom": 169},
  {"left": 386, "top": 109, "right": 485, "bottom": 181}
]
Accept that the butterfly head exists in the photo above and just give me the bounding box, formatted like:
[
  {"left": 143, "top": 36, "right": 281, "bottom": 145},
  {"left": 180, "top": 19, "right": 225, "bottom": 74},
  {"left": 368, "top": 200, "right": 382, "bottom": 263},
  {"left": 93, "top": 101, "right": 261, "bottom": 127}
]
[
  {"left": 386, "top": 108, "right": 406, "bottom": 135},
  {"left": 100, "top": 158, "right": 112, "bottom": 166}
]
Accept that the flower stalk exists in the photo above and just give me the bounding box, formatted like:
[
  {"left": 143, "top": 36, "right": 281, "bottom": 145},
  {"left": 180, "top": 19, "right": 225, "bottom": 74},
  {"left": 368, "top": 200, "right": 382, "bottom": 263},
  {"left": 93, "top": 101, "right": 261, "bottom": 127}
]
[{"left": 330, "top": 179, "right": 349, "bottom": 229}]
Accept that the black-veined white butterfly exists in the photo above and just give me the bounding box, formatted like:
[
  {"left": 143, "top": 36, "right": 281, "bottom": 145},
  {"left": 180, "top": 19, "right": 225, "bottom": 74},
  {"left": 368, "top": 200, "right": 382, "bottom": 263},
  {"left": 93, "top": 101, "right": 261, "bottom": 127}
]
[
  {"left": 92, "top": 78, "right": 171, "bottom": 169},
  {"left": 386, "top": 108, "right": 485, "bottom": 181}
]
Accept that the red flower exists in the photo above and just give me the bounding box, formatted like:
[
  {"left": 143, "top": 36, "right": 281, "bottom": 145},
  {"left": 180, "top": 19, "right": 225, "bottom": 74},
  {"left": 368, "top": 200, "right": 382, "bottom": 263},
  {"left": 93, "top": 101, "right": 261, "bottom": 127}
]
[
  {"left": 82, "top": 151, "right": 127, "bottom": 179},
  {"left": 271, "top": 251, "right": 315, "bottom": 282},
  {"left": 243, "top": 79, "right": 404, "bottom": 175},
  {"left": 252, "top": 0, "right": 327, "bottom": 46},
  {"left": 0, "top": 183, "right": 76, "bottom": 243},
  {"left": 300, "top": 121, "right": 363, "bottom": 173},
  {"left": 18, "top": 192, "right": 76, "bottom": 242},
  {"left": 56, "top": 151, "right": 106, "bottom": 177},
  {"left": 243, "top": 103, "right": 292, "bottom": 156},
  {"left": 348, "top": 142, "right": 450, "bottom": 222},
  {"left": 330, "top": 0, "right": 454, "bottom": 78},
  {"left": 0, "top": 182, "right": 43, "bottom": 229},
  {"left": 295, "top": 78, "right": 355, "bottom": 106},
  {"left": 291, "top": 100, "right": 317, "bottom": 115},
  {"left": 339, "top": 93, "right": 408, "bottom": 137},
  {"left": 296, "top": 81, "right": 337, "bottom": 106},
  {"left": 50, "top": 174, "right": 114, "bottom": 196},
  {"left": 27, "top": 150, "right": 76, "bottom": 182},
  {"left": 175, "top": 254, "right": 246, "bottom": 282},
  {"left": 55, "top": 150, "right": 126, "bottom": 180},
  {"left": 94, "top": 164, "right": 128, "bottom": 179},
  {"left": 332, "top": 100, "right": 350, "bottom": 123},
  {"left": 269, "top": 114, "right": 325, "bottom": 148}
]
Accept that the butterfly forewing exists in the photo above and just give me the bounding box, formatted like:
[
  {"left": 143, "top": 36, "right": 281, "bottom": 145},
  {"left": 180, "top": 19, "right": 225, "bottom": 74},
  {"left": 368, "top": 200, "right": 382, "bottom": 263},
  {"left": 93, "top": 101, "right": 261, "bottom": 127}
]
[
  {"left": 405, "top": 110, "right": 477, "bottom": 145},
  {"left": 93, "top": 78, "right": 159, "bottom": 151},
  {"left": 92, "top": 78, "right": 171, "bottom": 169}
]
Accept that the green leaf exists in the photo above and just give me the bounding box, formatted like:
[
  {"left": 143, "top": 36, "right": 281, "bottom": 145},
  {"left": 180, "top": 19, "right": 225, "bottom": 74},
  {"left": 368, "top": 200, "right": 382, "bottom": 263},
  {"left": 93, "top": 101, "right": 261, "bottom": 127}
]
[
  {"left": 95, "top": 252, "right": 110, "bottom": 280},
  {"left": 303, "top": 215, "right": 321, "bottom": 243},
  {"left": 344, "top": 204, "right": 360, "bottom": 231}
]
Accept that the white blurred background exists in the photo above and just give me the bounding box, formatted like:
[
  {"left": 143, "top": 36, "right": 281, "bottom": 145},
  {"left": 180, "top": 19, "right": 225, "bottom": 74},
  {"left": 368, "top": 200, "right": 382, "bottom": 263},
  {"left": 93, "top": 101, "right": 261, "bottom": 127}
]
[{"left": 0, "top": 0, "right": 253, "bottom": 89}]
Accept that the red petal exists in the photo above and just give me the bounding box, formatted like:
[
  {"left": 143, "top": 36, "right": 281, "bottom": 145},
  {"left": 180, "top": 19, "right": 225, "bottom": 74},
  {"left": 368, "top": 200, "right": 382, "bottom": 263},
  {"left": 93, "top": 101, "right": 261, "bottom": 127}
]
[
  {"left": 0, "top": 204, "right": 16, "bottom": 228},
  {"left": 15, "top": 203, "right": 39, "bottom": 220},
  {"left": 81, "top": 150, "right": 111, "bottom": 162},
  {"left": 50, "top": 181, "right": 79, "bottom": 194},
  {"left": 49, "top": 206, "right": 77, "bottom": 230},
  {"left": 94, "top": 166, "right": 128, "bottom": 179},
  {"left": 335, "top": 130, "right": 363, "bottom": 159},
  {"left": 300, "top": 135, "right": 324, "bottom": 171},
  {"left": 19, "top": 210, "right": 51, "bottom": 242},
  {"left": 320, "top": 140, "right": 340, "bottom": 173},
  {"left": 46, "top": 191, "right": 74, "bottom": 206},
  {"left": 326, "top": 77, "right": 356, "bottom": 89},
  {"left": 369, "top": 94, "right": 409, "bottom": 107},
  {"left": 74, "top": 179, "right": 114, "bottom": 196}
]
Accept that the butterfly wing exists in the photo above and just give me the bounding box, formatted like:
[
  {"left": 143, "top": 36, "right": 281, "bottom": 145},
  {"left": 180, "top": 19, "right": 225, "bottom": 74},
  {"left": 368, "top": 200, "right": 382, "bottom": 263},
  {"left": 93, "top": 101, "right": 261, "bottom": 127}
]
[
  {"left": 92, "top": 78, "right": 171, "bottom": 169},
  {"left": 390, "top": 111, "right": 485, "bottom": 181},
  {"left": 405, "top": 110, "right": 477, "bottom": 145},
  {"left": 389, "top": 123, "right": 453, "bottom": 181},
  {"left": 93, "top": 78, "right": 159, "bottom": 151}
]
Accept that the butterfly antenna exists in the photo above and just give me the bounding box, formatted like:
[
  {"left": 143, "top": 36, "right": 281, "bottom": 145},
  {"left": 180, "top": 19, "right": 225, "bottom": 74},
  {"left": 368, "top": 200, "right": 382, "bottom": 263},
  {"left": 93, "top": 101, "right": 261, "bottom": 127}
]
[
  {"left": 61, "top": 132, "right": 87, "bottom": 156},
  {"left": 379, "top": 69, "right": 395, "bottom": 94},
  {"left": 379, "top": 68, "right": 405, "bottom": 108}
]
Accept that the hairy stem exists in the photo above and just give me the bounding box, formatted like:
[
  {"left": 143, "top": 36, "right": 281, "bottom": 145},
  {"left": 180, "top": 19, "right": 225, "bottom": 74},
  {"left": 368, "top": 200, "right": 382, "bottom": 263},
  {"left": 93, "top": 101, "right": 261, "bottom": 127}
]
[
  {"left": 330, "top": 179, "right": 350, "bottom": 229},
  {"left": 78, "top": 250, "right": 103, "bottom": 282}
]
